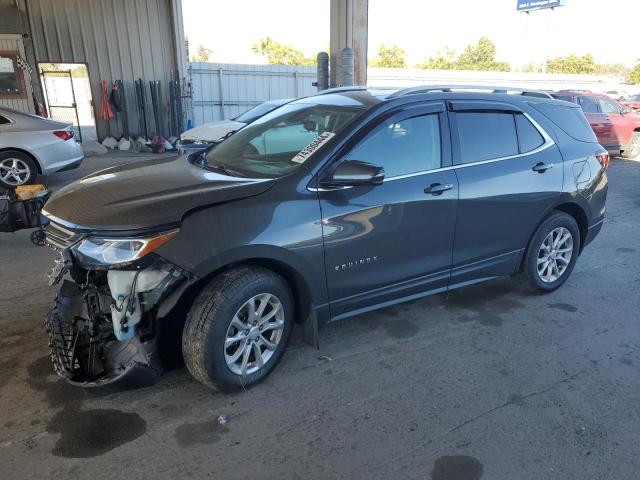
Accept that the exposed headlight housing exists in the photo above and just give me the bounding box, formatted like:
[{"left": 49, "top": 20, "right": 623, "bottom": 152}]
[{"left": 73, "top": 230, "right": 178, "bottom": 266}]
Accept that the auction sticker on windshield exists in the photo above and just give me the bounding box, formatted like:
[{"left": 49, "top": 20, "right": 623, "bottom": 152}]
[{"left": 291, "top": 132, "right": 336, "bottom": 164}]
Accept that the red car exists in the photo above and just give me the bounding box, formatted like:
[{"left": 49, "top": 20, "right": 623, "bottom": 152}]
[
  {"left": 552, "top": 90, "right": 640, "bottom": 159},
  {"left": 622, "top": 94, "right": 640, "bottom": 112}
]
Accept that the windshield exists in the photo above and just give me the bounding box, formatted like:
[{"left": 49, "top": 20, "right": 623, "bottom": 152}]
[
  {"left": 205, "top": 102, "right": 363, "bottom": 178},
  {"left": 628, "top": 94, "right": 640, "bottom": 102},
  {"left": 234, "top": 102, "right": 284, "bottom": 124}
]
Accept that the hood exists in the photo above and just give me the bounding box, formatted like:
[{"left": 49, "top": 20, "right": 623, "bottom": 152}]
[
  {"left": 180, "top": 120, "right": 246, "bottom": 142},
  {"left": 44, "top": 155, "right": 274, "bottom": 232}
]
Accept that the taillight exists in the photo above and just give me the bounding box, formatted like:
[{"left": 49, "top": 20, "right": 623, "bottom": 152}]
[
  {"left": 596, "top": 151, "right": 610, "bottom": 170},
  {"left": 53, "top": 130, "right": 74, "bottom": 141}
]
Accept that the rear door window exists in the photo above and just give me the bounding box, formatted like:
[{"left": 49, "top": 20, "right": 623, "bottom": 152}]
[
  {"left": 515, "top": 114, "right": 544, "bottom": 153},
  {"left": 597, "top": 97, "right": 620, "bottom": 114},
  {"left": 345, "top": 113, "right": 441, "bottom": 178},
  {"left": 577, "top": 96, "right": 600, "bottom": 114},
  {"left": 455, "top": 112, "right": 519, "bottom": 163}
]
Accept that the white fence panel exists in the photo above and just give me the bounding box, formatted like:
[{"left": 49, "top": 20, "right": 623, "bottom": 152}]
[
  {"left": 190, "top": 63, "right": 317, "bottom": 126},
  {"left": 189, "top": 63, "right": 636, "bottom": 129},
  {"left": 367, "top": 67, "right": 633, "bottom": 93}
]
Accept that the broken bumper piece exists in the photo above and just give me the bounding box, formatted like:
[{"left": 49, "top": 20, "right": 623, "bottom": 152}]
[{"left": 45, "top": 266, "right": 185, "bottom": 390}]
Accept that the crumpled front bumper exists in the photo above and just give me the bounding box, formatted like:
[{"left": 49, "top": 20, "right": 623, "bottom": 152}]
[
  {"left": 45, "top": 263, "right": 189, "bottom": 390},
  {"left": 45, "top": 280, "right": 163, "bottom": 390}
]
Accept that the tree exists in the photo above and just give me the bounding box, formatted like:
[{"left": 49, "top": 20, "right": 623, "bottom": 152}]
[
  {"left": 629, "top": 61, "right": 640, "bottom": 84},
  {"left": 455, "top": 37, "right": 510, "bottom": 72},
  {"left": 191, "top": 45, "right": 213, "bottom": 62},
  {"left": 595, "top": 62, "right": 630, "bottom": 78},
  {"left": 370, "top": 44, "right": 407, "bottom": 68},
  {"left": 545, "top": 54, "right": 596, "bottom": 74},
  {"left": 522, "top": 61, "right": 543, "bottom": 73},
  {"left": 418, "top": 38, "right": 510, "bottom": 71},
  {"left": 252, "top": 38, "right": 315, "bottom": 66},
  {"left": 419, "top": 47, "right": 456, "bottom": 70}
]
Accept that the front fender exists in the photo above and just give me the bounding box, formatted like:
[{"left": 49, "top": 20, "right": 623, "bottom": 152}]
[{"left": 155, "top": 187, "right": 328, "bottom": 308}]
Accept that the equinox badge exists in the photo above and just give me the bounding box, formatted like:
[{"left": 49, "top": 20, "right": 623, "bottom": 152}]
[{"left": 335, "top": 256, "right": 378, "bottom": 271}]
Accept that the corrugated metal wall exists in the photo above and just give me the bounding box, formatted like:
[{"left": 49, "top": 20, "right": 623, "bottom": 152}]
[
  {"left": 190, "top": 63, "right": 317, "bottom": 125},
  {"left": 26, "top": 0, "right": 179, "bottom": 140}
]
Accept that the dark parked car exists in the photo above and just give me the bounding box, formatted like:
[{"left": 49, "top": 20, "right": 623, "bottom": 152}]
[
  {"left": 42, "top": 86, "right": 608, "bottom": 392},
  {"left": 552, "top": 90, "right": 640, "bottom": 159}
]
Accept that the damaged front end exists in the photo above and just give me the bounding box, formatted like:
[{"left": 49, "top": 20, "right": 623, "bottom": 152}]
[{"left": 43, "top": 220, "right": 190, "bottom": 389}]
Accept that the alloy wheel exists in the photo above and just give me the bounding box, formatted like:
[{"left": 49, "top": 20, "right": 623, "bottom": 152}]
[
  {"left": 0, "top": 158, "right": 31, "bottom": 186},
  {"left": 629, "top": 135, "right": 640, "bottom": 158},
  {"left": 536, "top": 227, "right": 574, "bottom": 283},
  {"left": 224, "top": 293, "right": 285, "bottom": 375}
]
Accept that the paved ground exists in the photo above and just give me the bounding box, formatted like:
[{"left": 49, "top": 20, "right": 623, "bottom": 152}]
[{"left": 1, "top": 153, "right": 639, "bottom": 480}]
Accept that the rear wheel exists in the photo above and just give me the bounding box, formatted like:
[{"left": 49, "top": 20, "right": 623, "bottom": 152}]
[
  {"left": 182, "top": 267, "right": 294, "bottom": 392},
  {"left": 0, "top": 150, "right": 37, "bottom": 189},
  {"left": 622, "top": 132, "right": 640, "bottom": 159},
  {"left": 521, "top": 211, "right": 581, "bottom": 293}
]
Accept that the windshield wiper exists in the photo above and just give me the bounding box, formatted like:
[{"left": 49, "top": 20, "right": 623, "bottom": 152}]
[{"left": 206, "top": 162, "right": 245, "bottom": 178}]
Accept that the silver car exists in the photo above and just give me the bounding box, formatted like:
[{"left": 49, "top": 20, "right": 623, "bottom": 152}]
[{"left": 0, "top": 107, "right": 83, "bottom": 189}]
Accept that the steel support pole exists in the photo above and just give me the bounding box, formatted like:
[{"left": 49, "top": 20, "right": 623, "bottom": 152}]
[{"left": 329, "top": 0, "right": 368, "bottom": 87}]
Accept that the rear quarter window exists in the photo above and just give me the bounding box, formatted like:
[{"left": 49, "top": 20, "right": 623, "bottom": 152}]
[
  {"left": 530, "top": 103, "right": 597, "bottom": 143},
  {"left": 515, "top": 114, "right": 545, "bottom": 153},
  {"left": 0, "top": 115, "right": 10, "bottom": 125}
]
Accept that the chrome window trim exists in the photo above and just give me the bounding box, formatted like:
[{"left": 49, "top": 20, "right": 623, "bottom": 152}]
[
  {"left": 0, "top": 114, "right": 15, "bottom": 125},
  {"left": 383, "top": 166, "right": 454, "bottom": 182},
  {"left": 309, "top": 111, "right": 555, "bottom": 191}
]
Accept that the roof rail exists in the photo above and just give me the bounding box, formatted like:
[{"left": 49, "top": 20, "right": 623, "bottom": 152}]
[
  {"left": 316, "top": 86, "right": 368, "bottom": 95},
  {"left": 555, "top": 89, "right": 593, "bottom": 93},
  {"left": 389, "top": 85, "right": 553, "bottom": 99}
]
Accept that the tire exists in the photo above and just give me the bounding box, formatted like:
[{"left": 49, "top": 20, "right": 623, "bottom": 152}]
[
  {"left": 521, "top": 211, "right": 581, "bottom": 293},
  {"left": 0, "top": 150, "right": 38, "bottom": 189},
  {"left": 182, "top": 267, "right": 294, "bottom": 392},
  {"left": 622, "top": 132, "right": 640, "bottom": 159}
]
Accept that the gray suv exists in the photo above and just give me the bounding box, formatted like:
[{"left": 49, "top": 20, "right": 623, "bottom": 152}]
[{"left": 42, "top": 86, "right": 608, "bottom": 392}]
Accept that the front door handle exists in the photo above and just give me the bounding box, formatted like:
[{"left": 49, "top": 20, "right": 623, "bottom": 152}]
[
  {"left": 424, "top": 183, "right": 453, "bottom": 195},
  {"left": 532, "top": 162, "right": 553, "bottom": 173}
]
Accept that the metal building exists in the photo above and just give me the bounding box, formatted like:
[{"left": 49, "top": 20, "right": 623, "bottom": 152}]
[{"left": 0, "top": 0, "right": 185, "bottom": 142}]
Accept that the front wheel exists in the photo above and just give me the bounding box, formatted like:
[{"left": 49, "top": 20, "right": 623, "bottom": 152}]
[
  {"left": 521, "top": 211, "right": 581, "bottom": 293},
  {"left": 182, "top": 267, "right": 294, "bottom": 392}
]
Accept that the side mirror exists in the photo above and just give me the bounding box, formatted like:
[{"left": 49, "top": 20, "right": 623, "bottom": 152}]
[{"left": 322, "top": 160, "right": 385, "bottom": 187}]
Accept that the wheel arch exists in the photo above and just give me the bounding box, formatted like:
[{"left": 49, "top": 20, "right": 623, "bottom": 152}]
[
  {"left": 519, "top": 199, "right": 589, "bottom": 273},
  {"left": 553, "top": 202, "right": 588, "bottom": 252},
  {"left": 174, "top": 255, "right": 318, "bottom": 329},
  {"left": 0, "top": 147, "right": 42, "bottom": 174}
]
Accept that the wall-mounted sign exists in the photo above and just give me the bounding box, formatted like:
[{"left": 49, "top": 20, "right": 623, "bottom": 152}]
[
  {"left": 517, "top": 0, "right": 567, "bottom": 12},
  {"left": 0, "top": 51, "right": 26, "bottom": 99},
  {"left": 0, "top": 57, "right": 15, "bottom": 73}
]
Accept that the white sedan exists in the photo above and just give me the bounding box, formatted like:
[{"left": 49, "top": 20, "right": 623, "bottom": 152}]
[
  {"left": 180, "top": 98, "right": 293, "bottom": 144},
  {"left": 0, "top": 107, "right": 83, "bottom": 189}
]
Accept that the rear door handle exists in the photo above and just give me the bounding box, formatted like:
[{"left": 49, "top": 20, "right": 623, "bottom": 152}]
[
  {"left": 532, "top": 162, "right": 553, "bottom": 173},
  {"left": 424, "top": 183, "right": 453, "bottom": 195}
]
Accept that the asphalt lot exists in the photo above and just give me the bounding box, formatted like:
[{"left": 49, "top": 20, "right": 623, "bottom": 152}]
[{"left": 1, "top": 152, "right": 639, "bottom": 480}]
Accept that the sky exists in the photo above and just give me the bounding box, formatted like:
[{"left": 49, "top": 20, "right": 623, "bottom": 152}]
[{"left": 182, "top": 0, "right": 640, "bottom": 68}]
